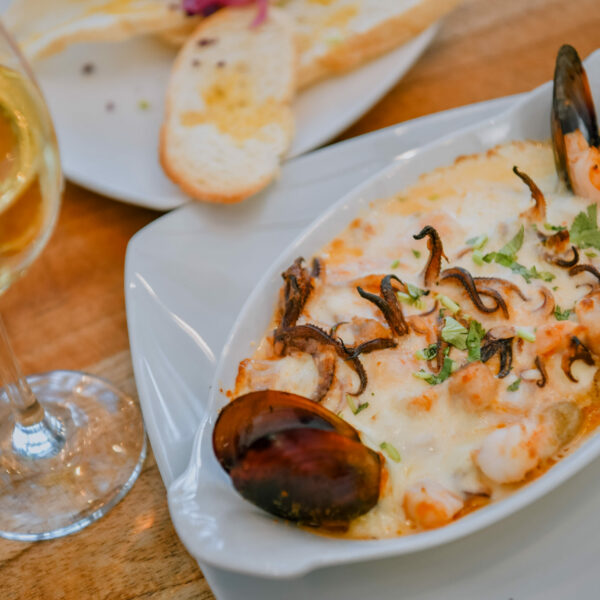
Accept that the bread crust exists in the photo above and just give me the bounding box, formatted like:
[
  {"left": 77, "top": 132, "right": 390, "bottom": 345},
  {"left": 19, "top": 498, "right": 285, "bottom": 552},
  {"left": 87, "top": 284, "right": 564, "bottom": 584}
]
[
  {"left": 296, "top": 0, "right": 462, "bottom": 90},
  {"left": 159, "top": 6, "right": 296, "bottom": 204}
]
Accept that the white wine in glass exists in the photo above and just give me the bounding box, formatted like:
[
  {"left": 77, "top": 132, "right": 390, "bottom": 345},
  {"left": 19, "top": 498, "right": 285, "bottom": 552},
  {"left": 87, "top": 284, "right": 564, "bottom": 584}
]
[{"left": 0, "top": 25, "right": 146, "bottom": 541}]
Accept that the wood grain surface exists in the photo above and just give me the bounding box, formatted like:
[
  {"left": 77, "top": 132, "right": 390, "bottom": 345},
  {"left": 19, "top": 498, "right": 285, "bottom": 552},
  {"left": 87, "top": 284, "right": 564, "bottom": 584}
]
[{"left": 1, "top": 1, "right": 599, "bottom": 598}]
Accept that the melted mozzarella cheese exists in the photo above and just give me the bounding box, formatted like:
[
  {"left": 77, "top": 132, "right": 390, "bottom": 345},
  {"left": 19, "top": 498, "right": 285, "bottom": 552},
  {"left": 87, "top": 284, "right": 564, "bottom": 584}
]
[{"left": 233, "top": 140, "right": 600, "bottom": 538}]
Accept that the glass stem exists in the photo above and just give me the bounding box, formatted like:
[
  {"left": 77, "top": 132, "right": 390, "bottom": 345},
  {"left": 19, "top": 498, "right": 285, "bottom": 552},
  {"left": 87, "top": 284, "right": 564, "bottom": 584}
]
[{"left": 0, "top": 313, "right": 43, "bottom": 426}]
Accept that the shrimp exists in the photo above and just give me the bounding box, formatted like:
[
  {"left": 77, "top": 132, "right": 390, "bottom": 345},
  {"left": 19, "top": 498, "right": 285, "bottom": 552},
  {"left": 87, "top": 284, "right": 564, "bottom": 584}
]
[
  {"left": 563, "top": 131, "right": 600, "bottom": 201},
  {"left": 534, "top": 320, "right": 581, "bottom": 356},
  {"left": 448, "top": 362, "right": 498, "bottom": 412},
  {"left": 575, "top": 292, "right": 600, "bottom": 355},
  {"left": 475, "top": 402, "right": 582, "bottom": 484},
  {"left": 403, "top": 480, "right": 464, "bottom": 529}
]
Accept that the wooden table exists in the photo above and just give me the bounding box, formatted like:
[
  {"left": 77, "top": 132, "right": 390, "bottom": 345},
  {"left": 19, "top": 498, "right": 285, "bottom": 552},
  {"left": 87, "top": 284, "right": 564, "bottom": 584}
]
[{"left": 1, "top": 0, "right": 599, "bottom": 597}]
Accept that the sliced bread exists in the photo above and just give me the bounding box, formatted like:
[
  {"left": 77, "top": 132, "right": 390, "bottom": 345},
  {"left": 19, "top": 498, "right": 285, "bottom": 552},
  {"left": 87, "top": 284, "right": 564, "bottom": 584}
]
[
  {"left": 160, "top": 6, "right": 296, "bottom": 203},
  {"left": 285, "top": 0, "right": 462, "bottom": 89}
]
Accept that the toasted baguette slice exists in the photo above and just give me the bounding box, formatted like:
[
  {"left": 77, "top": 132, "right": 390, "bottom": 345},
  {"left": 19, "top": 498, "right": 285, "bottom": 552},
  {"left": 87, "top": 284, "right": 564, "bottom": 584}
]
[
  {"left": 160, "top": 6, "right": 295, "bottom": 204},
  {"left": 2, "top": 0, "right": 189, "bottom": 60},
  {"left": 287, "top": 0, "right": 462, "bottom": 90}
]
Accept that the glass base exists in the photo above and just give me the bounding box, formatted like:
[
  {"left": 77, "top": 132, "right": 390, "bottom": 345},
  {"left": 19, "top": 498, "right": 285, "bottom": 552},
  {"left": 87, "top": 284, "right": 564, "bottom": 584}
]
[{"left": 0, "top": 370, "right": 146, "bottom": 541}]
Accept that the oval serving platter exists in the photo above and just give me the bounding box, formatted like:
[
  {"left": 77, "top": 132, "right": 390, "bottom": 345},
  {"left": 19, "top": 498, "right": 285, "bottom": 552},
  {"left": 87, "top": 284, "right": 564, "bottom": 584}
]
[{"left": 168, "top": 49, "right": 600, "bottom": 579}]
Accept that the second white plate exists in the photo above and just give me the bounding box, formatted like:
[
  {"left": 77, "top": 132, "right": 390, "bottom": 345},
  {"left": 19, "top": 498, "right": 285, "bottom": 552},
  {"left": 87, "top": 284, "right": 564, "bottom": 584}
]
[{"left": 14, "top": 16, "right": 438, "bottom": 210}]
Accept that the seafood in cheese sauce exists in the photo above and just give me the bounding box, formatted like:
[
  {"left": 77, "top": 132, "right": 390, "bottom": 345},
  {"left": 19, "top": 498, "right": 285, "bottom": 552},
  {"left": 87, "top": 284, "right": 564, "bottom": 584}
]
[{"left": 213, "top": 45, "right": 600, "bottom": 537}]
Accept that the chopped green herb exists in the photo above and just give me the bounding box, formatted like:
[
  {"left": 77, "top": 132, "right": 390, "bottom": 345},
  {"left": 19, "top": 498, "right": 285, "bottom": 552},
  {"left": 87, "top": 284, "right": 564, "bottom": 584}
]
[
  {"left": 436, "top": 293, "right": 460, "bottom": 314},
  {"left": 346, "top": 394, "right": 369, "bottom": 415},
  {"left": 570, "top": 204, "right": 600, "bottom": 250},
  {"left": 397, "top": 292, "right": 424, "bottom": 309},
  {"left": 512, "top": 264, "right": 556, "bottom": 283},
  {"left": 484, "top": 254, "right": 555, "bottom": 283},
  {"left": 500, "top": 224, "right": 525, "bottom": 257},
  {"left": 415, "top": 343, "right": 438, "bottom": 361},
  {"left": 397, "top": 283, "right": 427, "bottom": 309},
  {"left": 466, "top": 234, "right": 488, "bottom": 249},
  {"left": 138, "top": 99, "right": 150, "bottom": 110},
  {"left": 554, "top": 305, "right": 573, "bottom": 321},
  {"left": 507, "top": 378, "right": 521, "bottom": 392},
  {"left": 390, "top": 259, "right": 400, "bottom": 269},
  {"left": 472, "top": 249, "right": 485, "bottom": 266},
  {"left": 553, "top": 286, "right": 559, "bottom": 291},
  {"left": 586, "top": 251, "right": 598, "bottom": 258},
  {"left": 413, "top": 356, "right": 455, "bottom": 385},
  {"left": 380, "top": 442, "right": 401, "bottom": 462},
  {"left": 441, "top": 316, "right": 468, "bottom": 350},
  {"left": 516, "top": 327, "right": 536, "bottom": 342},
  {"left": 544, "top": 223, "right": 567, "bottom": 232},
  {"left": 406, "top": 282, "right": 427, "bottom": 301},
  {"left": 466, "top": 320, "right": 486, "bottom": 362},
  {"left": 412, "top": 249, "right": 421, "bottom": 259},
  {"left": 483, "top": 225, "right": 524, "bottom": 263}
]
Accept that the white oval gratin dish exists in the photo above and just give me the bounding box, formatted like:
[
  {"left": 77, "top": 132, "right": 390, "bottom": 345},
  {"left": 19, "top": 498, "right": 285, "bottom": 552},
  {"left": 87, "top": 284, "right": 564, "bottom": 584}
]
[{"left": 168, "top": 49, "right": 600, "bottom": 579}]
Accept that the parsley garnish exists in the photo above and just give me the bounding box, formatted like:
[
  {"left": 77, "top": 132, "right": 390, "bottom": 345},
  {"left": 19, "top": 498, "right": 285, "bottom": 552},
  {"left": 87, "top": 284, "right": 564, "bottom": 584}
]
[
  {"left": 500, "top": 224, "right": 525, "bottom": 257},
  {"left": 441, "top": 317, "right": 468, "bottom": 350},
  {"left": 516, "top": 327, "right": 536, "bottom": 342},
  {"left": 406, "top": 282, "right": 427, "bottom": 301},
  {"left": 554, "top": 305, "right": 573, "bottom": 321},
  {"left": 508, "top": 263, "right": 556, "bottom": 283},
  {"left": 346, "top": 394, "right": 369, "bottom": 415},
  {"left": 415, "top": 343, "right": 438, "bottom": 361},
  {"left": 570, "top": 204, "right": 600, "bottom": 250},
  {"left": 466, "top": 234, "right": 489, "bottom": 249},
  {"left": 466, "top": 320, "right": 486, "bottom": 362},
  {"left": 483, "top": 225, "right": 554, "bottom": 283},
  {"left": 413, "top": 356, "right": 455, "bottom": 385},
  {"left": 507, "top": 378, "right": 521, "bottom": 392},
  {"left": 544, "top": 223, "right": 567, "bottom": 232},
  {"left": 390, "top": 259, "right": 400, "bottom": 269},
  {"left": 436, "top": 293, "right": 460, "bottom": 314},
  {"left": 397, "top": 283, "right": 428, "bottom": 308},
  {"left": 412, "top": 249, "right": 421, "bottom": 259},
  {"left": 483, "top": 225, "right": 524, "bottom": 267},
  {"left": 380, "top": 442, "right": 401, "bottom": 462}
]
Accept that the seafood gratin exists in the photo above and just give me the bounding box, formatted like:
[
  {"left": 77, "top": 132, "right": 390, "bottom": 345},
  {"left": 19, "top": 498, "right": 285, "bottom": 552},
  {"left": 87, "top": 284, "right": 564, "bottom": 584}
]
[{"left": 212, "top": 45, "right": 600, "bottom": 537}]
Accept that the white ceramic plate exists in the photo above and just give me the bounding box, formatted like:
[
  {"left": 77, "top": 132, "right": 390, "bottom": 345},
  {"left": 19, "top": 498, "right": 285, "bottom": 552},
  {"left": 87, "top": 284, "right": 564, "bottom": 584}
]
[
  {"left": 162, "top": 49, "right": 600, "bottom": 579},
  {"left": 0, "top": 0, "right": 438, "bottom": 210},
  {"left": 126, "top": 90, "right": 600, "bottom": 599}
]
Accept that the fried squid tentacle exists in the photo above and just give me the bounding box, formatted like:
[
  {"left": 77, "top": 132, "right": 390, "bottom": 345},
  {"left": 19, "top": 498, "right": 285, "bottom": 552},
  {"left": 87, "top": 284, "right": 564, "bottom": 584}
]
[
  {"left": 473, "top": 276, "right": 528, "bottom": 301},
  {"left": 481, "top": 337, "right": 514, "bottom": 378},
  {"left": 547, "top": 246, "right": 579, "bottom": 268},
  {"left": 275, "top": 324, "right": 393, "bottom": 399},
  {"left": 569, "top": 263, "right": 600, "bottom": 282},
  {"left": 280, "top": 258, "right": 313, "bottom": 328},
  {"left": 514, "top": 166, "right": 547, "bottom": 222},
  {"left": 413, "top": 226, "right": 448, "bottom": 287},
  {"left": 561, "top": 336, "right": 595, "bottom": 382},
  {"left": 534, "top": 356, "right": 548, "bottom": 388},
  {"left": 440, "top": 267, "right": 508, "bottom": 317},
  {"left": 357, "top": 274, "right": 409, "bottom": 336},
  {"left": 345, "top": 338, "right": 397, "bottom": 359}
]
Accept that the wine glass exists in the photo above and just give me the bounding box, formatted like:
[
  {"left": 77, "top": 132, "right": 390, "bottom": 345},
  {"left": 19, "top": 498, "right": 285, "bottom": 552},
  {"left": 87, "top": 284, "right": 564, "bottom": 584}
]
[{"left": 0, "top": 23, "right": 146, "bottom": 540}]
